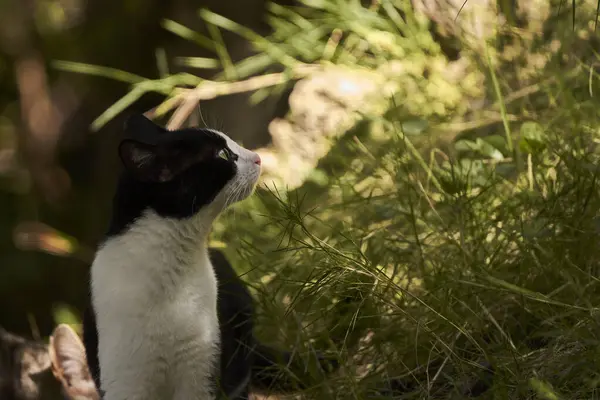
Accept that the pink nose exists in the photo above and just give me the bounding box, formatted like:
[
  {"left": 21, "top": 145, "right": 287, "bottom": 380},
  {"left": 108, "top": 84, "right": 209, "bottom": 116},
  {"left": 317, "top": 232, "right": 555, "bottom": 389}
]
[{"left": 254, "top": 154, "right": 261, "bottom": 166}]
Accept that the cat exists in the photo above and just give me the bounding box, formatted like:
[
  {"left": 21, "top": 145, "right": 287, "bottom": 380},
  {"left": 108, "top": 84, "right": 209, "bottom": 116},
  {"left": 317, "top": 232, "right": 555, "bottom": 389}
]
[
  {"left": 87, "top": 114, "right": 262, "bottom": 400},
  {"left": 83, "top": 114, "right": 338, "bottom": 400}
]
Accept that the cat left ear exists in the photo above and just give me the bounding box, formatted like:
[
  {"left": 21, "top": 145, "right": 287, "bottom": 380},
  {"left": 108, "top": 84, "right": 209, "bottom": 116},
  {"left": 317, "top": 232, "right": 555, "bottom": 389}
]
[{"left": 123, "top": 114, "right": 164, "bottom": 139}]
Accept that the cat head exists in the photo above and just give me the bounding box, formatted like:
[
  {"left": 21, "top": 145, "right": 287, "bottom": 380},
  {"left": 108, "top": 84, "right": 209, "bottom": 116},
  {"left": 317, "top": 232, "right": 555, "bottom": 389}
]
[{"left": 114, "top": 114, "right": 261, "bottom": 223}]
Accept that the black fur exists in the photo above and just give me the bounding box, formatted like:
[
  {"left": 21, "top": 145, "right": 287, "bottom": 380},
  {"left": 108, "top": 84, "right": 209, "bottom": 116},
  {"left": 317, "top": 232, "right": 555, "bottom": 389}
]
[
  {"left": 211, "top": 249, "right": 339, "bottom": 397},
  {"left": 208, "top": 249, "right": 254, "bottom": 398},
  {"left": 107, "top": 114, "right": 237, "bottom": 236}
]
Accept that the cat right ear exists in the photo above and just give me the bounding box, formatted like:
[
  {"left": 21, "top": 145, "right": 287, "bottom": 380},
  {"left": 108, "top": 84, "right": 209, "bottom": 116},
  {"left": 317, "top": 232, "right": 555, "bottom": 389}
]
[
  {"left": 119, "top": 139, "right": 165, "bottom": 182},
  {"left": 119, "top": 139, "right": 185, "bottom": 182}
]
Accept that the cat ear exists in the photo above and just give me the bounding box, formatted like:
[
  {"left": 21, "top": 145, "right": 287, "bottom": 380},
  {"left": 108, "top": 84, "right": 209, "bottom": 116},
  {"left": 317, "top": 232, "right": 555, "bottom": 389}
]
[
  {"left": 123, "top": 114, "right": 164, "bottom": 140},
  {"left": 119, "top": 140, "right": 174, "bottom": 183},
  {"left": 49, "top": 324, "right": 100, "bottom": 400}
]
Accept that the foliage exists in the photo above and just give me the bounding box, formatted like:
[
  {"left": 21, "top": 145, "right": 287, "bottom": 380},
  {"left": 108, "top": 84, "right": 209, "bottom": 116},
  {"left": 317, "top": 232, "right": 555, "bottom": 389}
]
[
  {"left": 211, "top": 1, "right": 600, "bottom": 399},
  {"left": 216, "top": 97, "right": 600, "bottom": 398},
  {"left": 54, "top": 0, "right": 485, "bottom": 131}
]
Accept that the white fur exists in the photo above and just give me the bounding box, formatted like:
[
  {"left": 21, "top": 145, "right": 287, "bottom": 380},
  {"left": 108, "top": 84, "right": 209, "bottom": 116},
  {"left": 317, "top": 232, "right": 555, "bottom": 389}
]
[
  {"left": 91, "top": 131, "right": 260, "bottom": 400},
  {"left": 209, "top": 129, "right": 262, "bottom": 208}
]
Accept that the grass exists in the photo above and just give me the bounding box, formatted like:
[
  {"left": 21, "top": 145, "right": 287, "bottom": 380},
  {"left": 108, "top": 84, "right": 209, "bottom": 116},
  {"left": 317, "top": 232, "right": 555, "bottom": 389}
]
[
  {"left": 216, "top": 105, "right": 600, "bottom": 399},
  {"left": 214, "top": 109, "right": 600, "bottom": 398}
]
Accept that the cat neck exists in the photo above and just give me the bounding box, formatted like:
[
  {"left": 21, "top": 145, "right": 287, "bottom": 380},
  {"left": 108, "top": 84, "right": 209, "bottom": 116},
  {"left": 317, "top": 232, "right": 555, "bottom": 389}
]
[
  {"left": 115, "top": 208, "right": 216, "bottom": 254},
  {"left": 105, "top": 175, "right": 225, "bottom": 238}
]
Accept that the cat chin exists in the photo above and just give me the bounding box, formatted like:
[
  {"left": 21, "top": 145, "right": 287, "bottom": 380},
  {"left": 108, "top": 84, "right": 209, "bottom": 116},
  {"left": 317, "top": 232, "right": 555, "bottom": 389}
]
[
  {"left": 219, "top": 170, "right": 261, "bottom": 208},
  {"left": 223, "top": 180, "right": 259, "bottom": 208}
]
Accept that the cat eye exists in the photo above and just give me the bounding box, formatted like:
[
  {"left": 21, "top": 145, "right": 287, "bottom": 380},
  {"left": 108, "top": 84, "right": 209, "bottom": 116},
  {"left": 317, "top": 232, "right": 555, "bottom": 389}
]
[
  {"left": 217, "top": 148, "right": 238, "bottom": 162},
  {"left": 217, "top": 149, "right": 230, "bottom": 161}
]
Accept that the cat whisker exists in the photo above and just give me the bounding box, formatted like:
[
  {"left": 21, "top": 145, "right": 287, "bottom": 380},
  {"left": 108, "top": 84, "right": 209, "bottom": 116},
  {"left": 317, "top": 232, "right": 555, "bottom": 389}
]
[
  {"left": 197, "top": 103, "right": 209, "bottom": 129},
  {"left": 225, "top": 181, "right": 244, "bottom": 208},
  {"left": 223, "top": 183, "right": 236, "bottom": 208},
  {"left": 226, "top": 177, "right": 246, "bottom": 207}
]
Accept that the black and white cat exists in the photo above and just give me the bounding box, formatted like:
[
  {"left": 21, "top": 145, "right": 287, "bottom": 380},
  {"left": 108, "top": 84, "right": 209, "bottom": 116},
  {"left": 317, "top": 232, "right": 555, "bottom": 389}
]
[
  {"left": 85, "top": 114, "right": 263, "bottom": 400},
  {"left": 84, "top": 246, "right": 334, "bottom": 400}
]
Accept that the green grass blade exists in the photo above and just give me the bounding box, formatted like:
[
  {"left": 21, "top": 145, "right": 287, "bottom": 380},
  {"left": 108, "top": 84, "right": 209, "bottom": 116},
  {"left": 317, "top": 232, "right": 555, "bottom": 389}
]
[
  {"left": 175, "top": 57, "right": 220, "bottom": 70},
  {"left": 206, "top": 23, "right": 236, "bottom": 80},
  {"left": 483, "top": 276, "right": 594, "bottom": 311},
  {"left": 52, "top": 60, "right": 146, "bottom": 84},
  {"left": 161, "top": 19, "right": 215, "bottom": 51},
  {"left": 485, "top": 42, "right": 514, "bottom": 153},
  {"left": 199, "top": 9, "right": 300, "bottom": 68},
  {"left": 91, "top": 86, "right": 147, "bottom": 131}
]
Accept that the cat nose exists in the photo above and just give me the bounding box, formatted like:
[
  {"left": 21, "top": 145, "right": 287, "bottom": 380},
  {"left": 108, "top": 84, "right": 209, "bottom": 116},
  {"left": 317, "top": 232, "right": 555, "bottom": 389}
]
[{"left": 253, "top": 154, "right": 261, "bottom": 166}]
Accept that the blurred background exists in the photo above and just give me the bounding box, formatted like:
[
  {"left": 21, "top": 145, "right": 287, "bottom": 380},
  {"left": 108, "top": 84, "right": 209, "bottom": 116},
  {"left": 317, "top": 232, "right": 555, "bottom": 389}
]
[
  {"left": 3, "top": 0, "right": 600, "bottom": 398},
  {"left": 0, "top": 0, "right": 299, "bottom": 336}
]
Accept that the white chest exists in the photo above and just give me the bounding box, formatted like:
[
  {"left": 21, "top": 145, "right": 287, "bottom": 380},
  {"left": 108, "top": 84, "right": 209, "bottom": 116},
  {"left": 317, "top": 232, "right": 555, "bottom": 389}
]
[{"left": 91, "top": 227, "right": 220, "bottom": 400}]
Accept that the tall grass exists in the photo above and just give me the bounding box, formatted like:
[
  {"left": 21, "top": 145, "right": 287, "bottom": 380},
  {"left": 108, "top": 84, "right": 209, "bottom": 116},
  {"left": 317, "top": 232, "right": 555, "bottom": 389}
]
[{"left": 216, "top": 97, "right": 600, "bottom": 398}]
